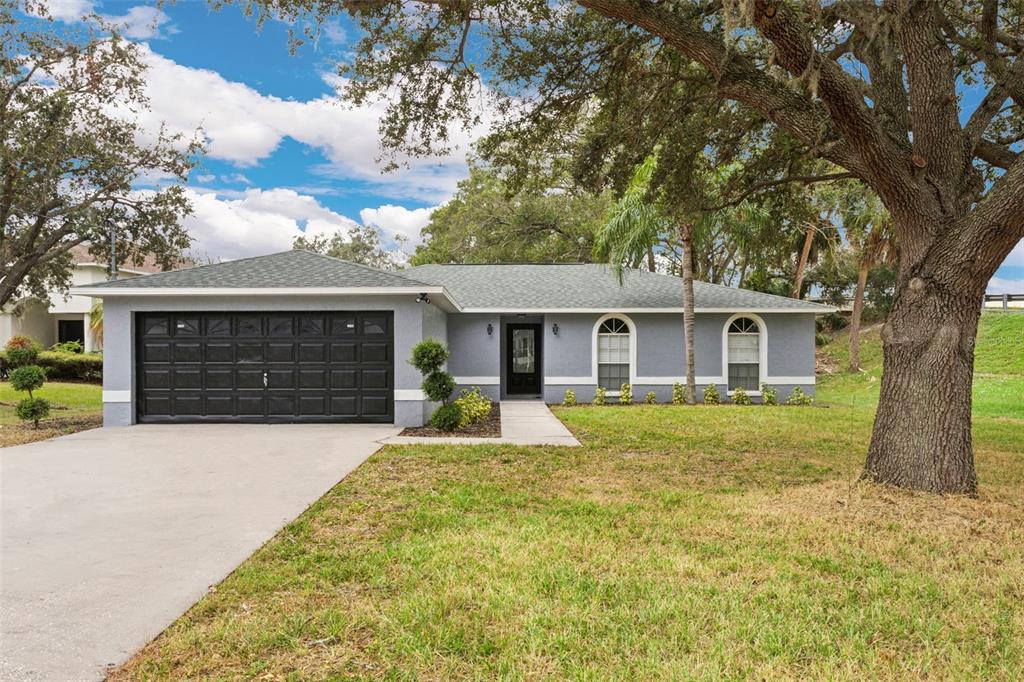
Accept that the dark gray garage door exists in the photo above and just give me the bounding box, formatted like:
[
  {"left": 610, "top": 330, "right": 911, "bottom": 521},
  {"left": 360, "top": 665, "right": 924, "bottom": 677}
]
[{"left": 136, "top": 312, "right": 393, "bottom": 423}]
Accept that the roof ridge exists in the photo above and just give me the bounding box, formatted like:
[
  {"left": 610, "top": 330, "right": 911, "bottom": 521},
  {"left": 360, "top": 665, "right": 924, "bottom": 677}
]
[{"left": 297, "top": 250, "right": 432, "bottom": 287}]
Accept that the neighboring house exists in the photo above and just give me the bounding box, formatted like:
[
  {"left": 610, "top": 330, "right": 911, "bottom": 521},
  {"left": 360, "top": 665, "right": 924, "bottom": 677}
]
[
  {"left": 0, "top": 245, "right": 168, "bottom": 352},
  {"left": 73, "top": 250, "right": 832, "bottom": 428}
]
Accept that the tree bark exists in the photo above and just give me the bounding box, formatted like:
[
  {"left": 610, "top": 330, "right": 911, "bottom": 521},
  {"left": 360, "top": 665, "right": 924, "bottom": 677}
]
[
  {"left": 791, "top": 223, "right": 815, "bottom": 298},
  {"left": 646, "top": 245, "right": 656, "bottom": 272},
  {"left": 679, "top": 221, "right": 697, "bottom": 405},
  {"left": 848, "top": 261, "right": 870, "bottom": 372},
  {"left": 861, "top": 272, "right": 983, "bottom": 495}
]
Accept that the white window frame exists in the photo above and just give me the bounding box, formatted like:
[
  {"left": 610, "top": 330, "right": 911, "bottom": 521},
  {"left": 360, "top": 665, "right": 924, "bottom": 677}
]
[
  {"left": 722, "top": 312, "right": 767, "bottom": 396},
  {"left": 592, "top": 313, "right": 636, "bottom": 396}
]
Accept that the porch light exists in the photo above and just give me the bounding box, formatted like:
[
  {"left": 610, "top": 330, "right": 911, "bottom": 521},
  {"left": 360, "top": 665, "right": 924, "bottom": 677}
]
[
  {"left": 552, "top": 323, "right": 559, "bottom": 336},
  {"left": 416, "top": 293, "right": 430, "bottom": 304},
  {"left": 486, "top": 323, "right": 494, "bottom": 336}
]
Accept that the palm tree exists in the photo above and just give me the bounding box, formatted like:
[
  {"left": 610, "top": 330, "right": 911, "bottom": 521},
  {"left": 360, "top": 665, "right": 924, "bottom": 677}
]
[
  {"left": 844, "top": 193, "right": 897, "bottom": 372},
  {"left": 89, "top": 301, "right": 103, "bottom": 350}
]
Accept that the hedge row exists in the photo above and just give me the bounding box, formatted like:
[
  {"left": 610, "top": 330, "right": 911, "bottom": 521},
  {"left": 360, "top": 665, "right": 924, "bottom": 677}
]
[{"left": 0, "top": 351, "right": 103, "bottom": 381}]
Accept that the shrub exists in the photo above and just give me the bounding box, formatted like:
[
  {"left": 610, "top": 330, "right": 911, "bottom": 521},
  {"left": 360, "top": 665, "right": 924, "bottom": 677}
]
[
  {"left": 10, "top": 365, "right": 46, "bottom": 393},
  {"left": 421, "top": 371, "right": 456, "bottom": 404},
  {"left": 731, "top": 386, "right": 752, "bottom": 405},
  {"left": 593, "top": 386, "right": 606, "bottom": 406},
  {"left": 4, "top": 335, "right": 39, "bottom": 367},
  {"left": 50, "top": 340, "right": 84, "bottom": 354},
  {"left": 619, "top": 383, "right": 632, "bottom": 405},
  {"left": 761, "top": 383, "right": 778, "bottom": 406},
  {"left": 645, "top": 391, "right": 657, "bottom": 404},
  {"left": 672, "top": 382, "right": 684, "bottom": 405},
  {"left": 787, "top": 386, "right": 814, "bottom": 406},
  {"left": 562, "top": 389, "right": 577, "bottom": 407},
  {"left": 27, "top": 352, "right": 102, "bottom": 381},
  {"left": 15, "top": 397, "right": 50, "bottom": 428},
  {"left": 429, "top": 403, "right": 462, "bottom": 431},
  {"left": 409, "top": 338, "right": 449, "bottom": 374},
  {"left": 703, "top": 384, "right": 721, "bottom": 405},
  {"left": 454, "top": 387, "right": 492, "bottom": 426}
]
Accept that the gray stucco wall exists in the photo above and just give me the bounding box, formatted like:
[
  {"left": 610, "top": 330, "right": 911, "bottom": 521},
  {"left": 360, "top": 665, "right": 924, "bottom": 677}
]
[
  {"left": 446, "top": 313, "right": 501, "bottom": 401},
  {"left": 100, "top": 294, "right": 442, "bottom": 428}
]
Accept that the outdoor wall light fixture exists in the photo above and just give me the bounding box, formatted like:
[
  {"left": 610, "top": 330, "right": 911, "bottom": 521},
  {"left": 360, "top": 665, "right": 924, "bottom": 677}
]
[
  {"left": 552, "top": 323, "right": 559, "bottom": 336},
  {"left": 486, "top": 323, "right": 494, "bottom": 336},
  {"left": 416, "top": 293, "right": 431, "bottom": 304}
]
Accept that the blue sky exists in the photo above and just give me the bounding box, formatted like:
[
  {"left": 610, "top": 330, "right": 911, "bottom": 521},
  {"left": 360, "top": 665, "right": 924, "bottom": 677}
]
[{"left": 38, "top": 0, "right": 1024, "bottom": 289}]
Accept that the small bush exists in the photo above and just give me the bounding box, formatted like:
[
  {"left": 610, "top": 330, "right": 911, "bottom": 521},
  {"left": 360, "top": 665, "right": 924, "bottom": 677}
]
[
  {"left": 787, "top": 386, "right": 814, "bottom": 406},
  {"left": 454, "top": 387, "right": 492, "bottom": 426},
  {"left": 4, "top": 335, "right": 39, "bottom": 367},
  {"left": 619, "top": 383, "right": 632, "bottom": 405},
  {"left": 593, "top": 386, "right": 606, "bottom": 406},
  {"left": 731, "top": 386, "right": 752, "bottom": 405},
  {"left": 645, "top": 391, "right": 657, "bottom": 404},
  {"left": 15, "top": 397, "right": 50, "bottom": 428},
  {"left": 409, "top": 338, "right": 449, "bottom": 374},
  {"left": 562, "top": 389, "right": 577, "bottom": 407},
  {"left": 422, "top": 371, "right": 456, "bottom": 404},
  {"left": 672, "top": 382, "right": 684, "bottom": 405},
  {"left": 703, "top": 384, "right": 721, "bottom": 405},
  {"left": 761, "top": 383, "right": 778, "bottom": 406},
  {"left": 430, "top": 403, "right": 462, "bottom": 431},
  {"left": 10, "top": 365, "right": 46, "bottom": 393},
  {"left": 50, "top": 340, "right": 84, "bottom": 354}
]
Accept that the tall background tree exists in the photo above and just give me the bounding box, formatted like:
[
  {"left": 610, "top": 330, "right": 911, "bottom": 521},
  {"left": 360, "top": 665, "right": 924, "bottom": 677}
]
[
  {"left": 1, "top": 3, "right": 196, "bottom": 309},
  {"left": 242, "top": 0, "right": 1022, "bottom": 494},
  {"left": 293, "top": 224, "right": 404, "bottom": 270}
]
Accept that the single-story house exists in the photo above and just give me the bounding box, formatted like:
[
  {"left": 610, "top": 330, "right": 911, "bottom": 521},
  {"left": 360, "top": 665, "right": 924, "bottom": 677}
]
[{"left": 73, "top": 250, "right": 832, "bottom": 427}]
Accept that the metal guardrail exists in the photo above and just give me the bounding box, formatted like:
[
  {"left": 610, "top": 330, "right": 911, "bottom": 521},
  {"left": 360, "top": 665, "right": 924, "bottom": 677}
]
[{"left": 983, "top": 293, "right": 1024, "bottom": 311}]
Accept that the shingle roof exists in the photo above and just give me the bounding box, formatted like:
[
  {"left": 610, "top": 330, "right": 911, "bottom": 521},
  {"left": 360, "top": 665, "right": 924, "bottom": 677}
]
[
  {"left": 404, "top": 263, "right": 831, "bottom": 312},
  {"left": 84, "top": 250, "right": 427, "bottom": 289},
  {"left": 79, "top": 251, "right": 831, "bottom": 312}
]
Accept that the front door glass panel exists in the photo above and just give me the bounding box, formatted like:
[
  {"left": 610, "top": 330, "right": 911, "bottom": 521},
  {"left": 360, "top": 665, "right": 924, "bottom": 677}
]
[{"left": 512, "top": 329, "right": 535, "bottom": 374}]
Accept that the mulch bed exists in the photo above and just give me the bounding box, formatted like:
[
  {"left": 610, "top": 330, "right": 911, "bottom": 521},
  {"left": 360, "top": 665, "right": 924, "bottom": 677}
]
[
  {"left": 399, "top": 403, "right": 502, "bottom": 438},
  {"left": 0, "top": 414, "right": 103, "bottom": 448}
]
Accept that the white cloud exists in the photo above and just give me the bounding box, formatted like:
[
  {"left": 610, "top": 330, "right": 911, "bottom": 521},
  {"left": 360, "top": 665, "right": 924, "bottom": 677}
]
[
  {"left": 986, "top": 276, "right": 1024, "bottom": 295},
  {"left": 181, "top": 187, "right": 436, "bottom": 262},
  {"left": 359, "top": 204, "right": 435, "bottom": 249},
  {"left": 31, "top": 0, "right": 93, "bottom": 21},
  {"left": 101, "top": 5, "right": 175, "bottom": 40},
  {"left": 1001, "top": 238, "right": 1024, "bottom": 267},
  {"left": 133, "top": 45, "right": 480, "bottom": 203}
]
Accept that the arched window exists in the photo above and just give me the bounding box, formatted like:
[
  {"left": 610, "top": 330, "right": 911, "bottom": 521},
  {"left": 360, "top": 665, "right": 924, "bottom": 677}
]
[
  {"left": 596, "top": 316, "right": 631, "bottom": 391},
  {"left": 727, "top": 316, "right": 761, "bottom": 391}
]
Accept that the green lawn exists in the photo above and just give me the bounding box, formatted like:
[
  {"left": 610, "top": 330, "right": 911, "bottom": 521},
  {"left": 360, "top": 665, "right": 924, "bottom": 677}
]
[
  {"left": 113, "top": 315, "right": 1023, "bottom": 680},
  {"left": 0, "top": 381, "right": 102, "bottom": 446}
]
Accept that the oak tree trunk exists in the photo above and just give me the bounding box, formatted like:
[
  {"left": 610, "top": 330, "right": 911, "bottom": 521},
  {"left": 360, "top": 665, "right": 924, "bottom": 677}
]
[
  {"left": 862, "top": 271, "right": 983, "bottom": 495},
  {"left": 848, "top": 261, "right": 870, "bottom": 372},
  {"left": 679, "top": 222, "right": 697, "bottom": 404}
]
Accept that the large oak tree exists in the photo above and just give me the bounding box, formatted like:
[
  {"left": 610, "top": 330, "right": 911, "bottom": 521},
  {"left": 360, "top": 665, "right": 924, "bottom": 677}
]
[{"left": 244, "top": 0, "right": 1022, "bottom": 494}]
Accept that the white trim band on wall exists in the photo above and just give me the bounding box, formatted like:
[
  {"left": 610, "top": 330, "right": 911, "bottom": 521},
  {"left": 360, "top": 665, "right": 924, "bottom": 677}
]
[
  {"left": 453, "top": 376, "right": 501, "bottom": 385},
  {"left": 394, "top": 389, "right": 425, "bottom": 401},
  {"left": 545, "top": 375, "right": 816, "bottom": 386},
  {"left": 102, "top": 390, "right": 131, "bottom": 403}
]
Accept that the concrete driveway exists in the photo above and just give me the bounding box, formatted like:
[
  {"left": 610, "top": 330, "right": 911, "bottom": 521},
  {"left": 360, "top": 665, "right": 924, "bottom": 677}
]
[{"left": 0, "top": 423, "right": 399, "bottom": 682}]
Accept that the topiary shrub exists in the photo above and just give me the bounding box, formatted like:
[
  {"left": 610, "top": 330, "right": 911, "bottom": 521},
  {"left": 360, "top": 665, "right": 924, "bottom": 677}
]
[
  {"left": 646, "top": 391, "right": 657, "bottom": 404},
  {"left": 410, "top": 338, "right": 459, "bottom": 426},
  {"left": 786, "top": 386, "right": 814, "bottom": 406},
  {"left": 703, "top": 383, "right": 720, "bottom": 405},
  {"left": 562, "top": 389, "right": 577, "bottom": 407},
  {"left": 672, "top": 382, "right": 684, "bottom": 405},
  {"left": 454, "top": 387, "right": 492, "bottom": 426},
  {"left": 430, "top": 402, "right": 462, "bottom": 431},
  {"left": 4, "top": 336, "right": 39, "bottom": 367},
  {"left": 593, "top": 386, "right": 606, "bottom": 406},
  {"left": 619, "top": 383, "right": 632, "bottom": 405},
  {"left": 761, "top": 383, "right": 778, "bottom": 406},
  {"left": 9, "top": 364, "right": 49, "bottom": 428},
  {"left": 731, "top": 386, "right": 752, "bottom": 405}
]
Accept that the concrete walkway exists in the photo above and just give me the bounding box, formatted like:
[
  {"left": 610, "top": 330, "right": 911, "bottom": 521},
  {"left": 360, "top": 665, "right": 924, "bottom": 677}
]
[
  {"left": 0, "top": 423, "right": 399, "bottom": 682},
  {"left": 382, "top": 400, "right": 580, "bottom": 446}
]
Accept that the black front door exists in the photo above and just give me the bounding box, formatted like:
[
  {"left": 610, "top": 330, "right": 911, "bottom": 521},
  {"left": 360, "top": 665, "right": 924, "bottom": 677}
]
[
  {"left": 135, "top": 311, "right": 394, "bottom": 423},
  {"left": 506, "top": 323, "right": 542, "bottom": 395}
]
